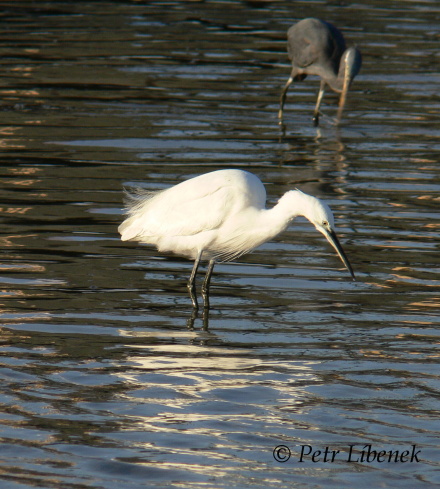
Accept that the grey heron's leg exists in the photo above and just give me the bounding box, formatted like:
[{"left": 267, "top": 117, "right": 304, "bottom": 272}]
[
  {"left": 313, "top": 80, "right": 326, "bottom": 127},
  {"left": 187, "top": 251, "right": 202, "bottom": 309},
  {"left": 201, "top": 259, "right": 215, "bottom": 310},
  {"left": 278, "top": 76, "right": 294, "bottom": 120}
]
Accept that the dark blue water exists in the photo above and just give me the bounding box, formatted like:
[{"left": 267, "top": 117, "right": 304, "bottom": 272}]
[{"left": 0, "top": 1, "right": 439, "bottom": 488}]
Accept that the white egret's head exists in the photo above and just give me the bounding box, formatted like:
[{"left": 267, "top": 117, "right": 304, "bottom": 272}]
[{"left": 295, "top": 190, "right": 355, "bottom": 280}]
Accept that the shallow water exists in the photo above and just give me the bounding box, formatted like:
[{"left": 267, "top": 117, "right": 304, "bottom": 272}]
[{"left": 0, "top": 1, "right": 439, "bottom": 488}]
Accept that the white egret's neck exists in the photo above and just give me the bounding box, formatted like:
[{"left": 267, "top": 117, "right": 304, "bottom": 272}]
[
  {"left": 216, "top": 189, "right": 334, "bottom": 261},
  {"left": 265, "top": 187, "right": 335, "bottom": 229},
  {"left": 263, "top": 189, "right": 316, "bottom": 234}
]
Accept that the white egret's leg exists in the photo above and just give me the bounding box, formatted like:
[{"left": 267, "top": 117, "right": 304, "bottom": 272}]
[
  {"left": 201, "top": 259, "right": 215, "bottom": 310},
  {"left": 187, "top": 251, "right": 202, "bottom": 309}
]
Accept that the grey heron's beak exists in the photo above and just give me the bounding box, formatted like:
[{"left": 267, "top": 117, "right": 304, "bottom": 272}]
[{"left": 323, "top": 228, "right": 355, "bottom": 280}]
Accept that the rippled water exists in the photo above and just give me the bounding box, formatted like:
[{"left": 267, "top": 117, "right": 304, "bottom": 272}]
[{"left": 0, "top": 1, "right": 439, "bottom": 488}]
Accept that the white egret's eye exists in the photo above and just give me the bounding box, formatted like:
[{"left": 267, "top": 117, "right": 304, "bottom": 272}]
[{"left": 322, "top": 220, "right": 329, "bottom": 227}]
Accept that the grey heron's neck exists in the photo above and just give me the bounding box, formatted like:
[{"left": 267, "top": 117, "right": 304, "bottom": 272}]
[
  {"left": 326, "top": 47, "right": 361, "bottom": 93},
  {"left": 325, "top": 60, "right": 347, "bottom": 93},
  {"left": 326, "top": 73, "right": 345, "bottom": 93}
]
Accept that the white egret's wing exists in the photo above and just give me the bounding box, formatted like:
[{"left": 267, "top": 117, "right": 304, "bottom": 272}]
[{"left": 119, "top": 171, "right": 257, "bottom": 241}]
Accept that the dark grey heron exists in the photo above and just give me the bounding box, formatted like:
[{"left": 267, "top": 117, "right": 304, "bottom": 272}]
[{"left": 278, "top": 18, "right": 362, "bottom": 126}]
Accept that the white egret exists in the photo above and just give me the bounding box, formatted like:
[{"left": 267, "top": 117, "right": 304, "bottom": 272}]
[{"left": 119, "top": 169, "right": 355, "bottom": 309}]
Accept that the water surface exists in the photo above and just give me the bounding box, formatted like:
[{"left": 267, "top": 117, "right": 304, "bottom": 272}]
[{"left": 0, "top": 1, "right": 439, "bottom": 488}]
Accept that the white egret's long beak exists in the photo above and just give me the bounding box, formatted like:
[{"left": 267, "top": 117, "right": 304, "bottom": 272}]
[{"left": 323, "top": 228, "right": 355, "bottom": 280}]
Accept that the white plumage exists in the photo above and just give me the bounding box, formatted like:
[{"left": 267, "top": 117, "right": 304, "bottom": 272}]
[{"left": 119, "top": 169, "right": 354, "bottom": 309}]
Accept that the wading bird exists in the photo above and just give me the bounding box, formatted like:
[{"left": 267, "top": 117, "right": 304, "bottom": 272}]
[
  {"left": 278, "top": 17, "right": 362, "bottom": 126},
  {"left": 119, "top": 169, "right": 355, "bottom": 309}
]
